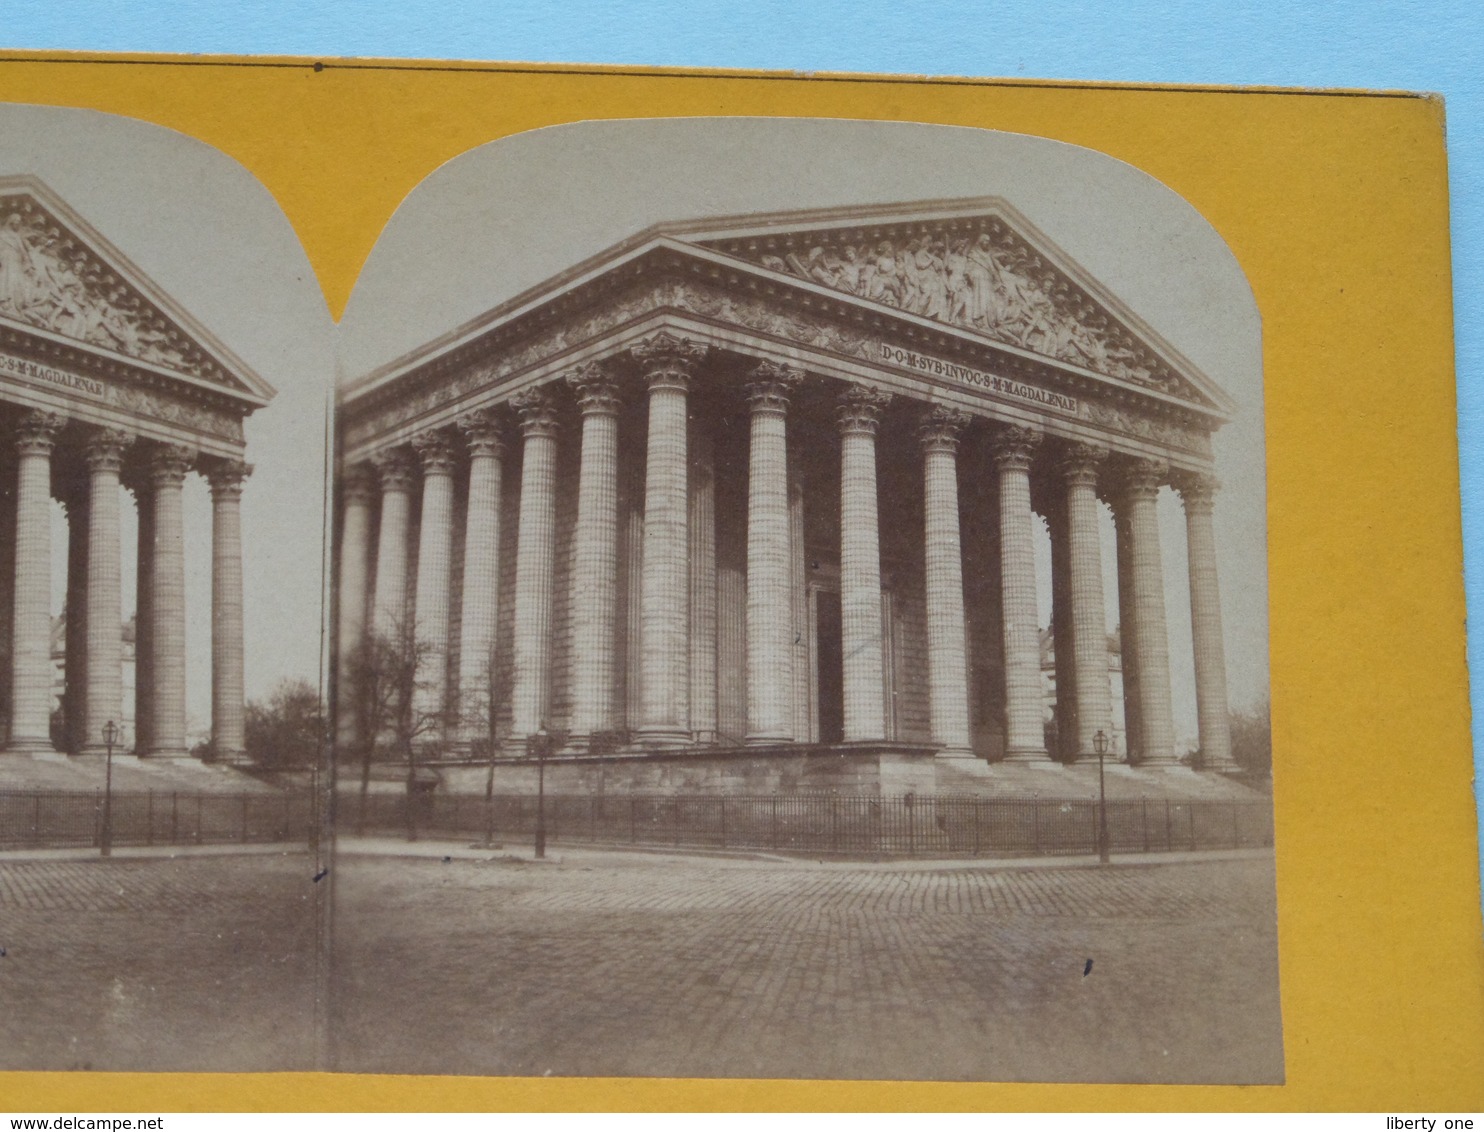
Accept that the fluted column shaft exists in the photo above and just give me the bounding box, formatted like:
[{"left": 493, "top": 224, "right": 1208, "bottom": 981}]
[
  {"left": 335, "top": 466, "right": 375, "bottom": 748},
  {"left": 745, "top": 362, "right": 801, "bottom": 744},
  {"left": 994, "top": 427, "right": 1048, "bottom": 761},
  {"left": 838, "top": 387, "right": 890, "bottom": 742},
  {"left": 132, "top": 482, "right": 155, "bottom": 753},
  {"left": 208, "top": 460, "right": 250, "bottom": 761},
  {"left": 371, "top": 450, "right": 415, "bottom": 641},
  {"left": 1121, "top": 460, "right": 1176, "bottom": 764},
  {"left": 1177, "top": 474, "right": 1235, "bottom": 770},
  {"left": 789, "top": 477, "right": 810, "bottom": 741},
  {"left": 146, "top": 445, "right": 192, "bottom": 757},
  {"left": 634, "top": 334, "right": 705, "bottom": 747},
  {"left": 1110, "top": 503, "right": 1141, "bottom": 761},
  {"left": 412, "top": 433, "right": 456, "bottom": 742},
  {"left": 83, "top": 430, "right": 132, "bottom": 753},
  {"left": 566, "top": 366, "right": 621, "bottom": 742},
  {"left": 920, "top": 408, "right": 973, "bottom": 756},
  {"left": 62, "top": 488, "right": 88, "bottom": 753},
  {"left": 689, "top": 416, "right": 718, "bottom": 743},
  {"left": 7, "top": 412, "right": 63, "bottom": 753},
  {"left": 510, "top": 389, "right": 559, "bottom": 739},
  {"left": 1062, "top": 445, "right": 1113, "bottom": 759},
  {"left": 455, "top": 413, "right": 504, "bottom": 747}
]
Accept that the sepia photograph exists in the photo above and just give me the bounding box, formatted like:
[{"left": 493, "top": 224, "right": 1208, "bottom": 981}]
[
  {"left": 0, "top": 103, "right": 333, "bottom": 1072},
  {"left": 329, "top": 117, "right": 1280, "bottom": 1083}
]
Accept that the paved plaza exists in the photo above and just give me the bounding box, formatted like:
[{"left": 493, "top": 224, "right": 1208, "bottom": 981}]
[
  {"left": 331, "top": 847, "right": 1284, "bottom": 1084},
  {"left": 0, "top": 850, "right": 319, "bottom": 1072},
  {"left": 0, "top": 844, "right": 1282, "bottom": 1082}
]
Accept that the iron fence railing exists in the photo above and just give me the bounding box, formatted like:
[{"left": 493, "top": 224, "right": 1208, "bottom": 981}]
[
  {"left": 0, "top": 790, "right": 315, "bottom": 850},
  {"left": 349, "top": 791, "right": 1274, "bottom": 859},
  {"left": 0, "top": 788, "right": 1272, "bottom": 858}
]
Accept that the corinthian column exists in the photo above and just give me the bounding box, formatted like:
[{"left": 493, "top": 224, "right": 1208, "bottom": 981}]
[
  {"left": 1061, "top": 443, "right": 1113, "bottom": 760},
  {"left": 919, "top": 406, "right": 973, "bottom": 758},
  {"left": 81, "top": 430, "right": 132, "bottom": 754},
  {"left": 412, "top": 431, "right": 456, "bottom": 743},
  {"left": 1119, "top": 459, "right": 1176, "bottom": 765},
  {"left": 745, "top": 361, "right": 802, "bottom": 744},
  {"left": 6, "top": 411, "right": 63, "bottom": 753},
  {"left": 633, "top": 332, "right": 706, "bottom": 747},
  {"left": 1175, "top": 472, "right": 1235, "bottom": 770},
  {"left": 992, "top": 426, "right": 1048, "bottom": 761},
  {"left": 565, "top": 363, "right": 622, "bottom": 744},
  {"left": 336, "top": 464, "right": 376, "bottom": 748},
  {"left": 510, "top": 388, "right": 560, "bottom": 740},
  {"left": 207, "top": 459, "right": 250, "bottom": 762},
  {"left": 145, "top": 444, "right": 193, "bottom": 758},
  {"left": 371, "top": 449, "right": 415, "bottom": 641},
  {"left": 838, "top": 386, "right": 891, "bottom": 743},
  {"left": 455, "top": 411, "right": 504, "bottom": 748}
]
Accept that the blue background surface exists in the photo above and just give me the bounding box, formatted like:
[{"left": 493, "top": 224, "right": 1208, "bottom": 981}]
[{"left": 5, "top": 1, "right": 1483, "bottom": 883}]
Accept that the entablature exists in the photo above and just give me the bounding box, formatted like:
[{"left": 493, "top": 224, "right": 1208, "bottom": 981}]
[{"left": 341, "top": 271, "right": 1215, "bottom": 474}]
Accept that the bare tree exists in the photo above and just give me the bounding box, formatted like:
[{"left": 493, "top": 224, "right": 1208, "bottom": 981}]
[{"left": 341, "top": 616, "right": 452, "bottom": 835}]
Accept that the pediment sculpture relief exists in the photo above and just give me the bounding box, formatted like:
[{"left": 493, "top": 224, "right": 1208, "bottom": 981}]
[
  {"left": 744, "top": 228, "right": 1182, "bottom": 395},
  {"left": 0, "top": 203, "right": 215, "bottom": 380}
]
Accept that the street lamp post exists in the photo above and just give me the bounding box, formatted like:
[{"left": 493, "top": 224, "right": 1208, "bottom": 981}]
[
  {"left": 100, "top": 720, "right": 119, "bottom": 858},
  {"left": 529, "top": 723, "right": 550, "bottom": 859},
  {"left": 1094, "top": 729, "right": 1110, "bottom": 864}
]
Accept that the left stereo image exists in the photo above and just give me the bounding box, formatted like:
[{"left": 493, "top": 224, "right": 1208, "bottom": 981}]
[{"left": 0, "top": 104, "right": 333, "bottom": 1072}]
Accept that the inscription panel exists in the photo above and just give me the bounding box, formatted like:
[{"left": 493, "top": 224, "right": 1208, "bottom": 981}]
[
  {"left": 874, "top": 343, "right": 1079, "bottom": 415},
  {"left": 0, "top": 347, "right": 244, "bottom": 443}
]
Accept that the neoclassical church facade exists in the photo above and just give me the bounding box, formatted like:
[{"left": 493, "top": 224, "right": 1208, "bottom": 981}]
[
  {"left": 0, "top": 176, "right": 274, "bottom": 763},
  {"left": 336, "top": 198, "right": 1240, "bottom": 793}
]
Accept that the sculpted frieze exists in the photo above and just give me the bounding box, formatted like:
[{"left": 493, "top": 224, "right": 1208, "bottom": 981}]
[
  {"left": 1084, "top": 400, "right": 1209, "bottom": 457},
  {"left": 724, "top": 226, "right": 1185, "bottom": 397},
  {"left": 0, "top": 200, "right": 226, "bottom": 384},
  {"left": 111, "top": 385, "right": 244, "bottom": 443}
]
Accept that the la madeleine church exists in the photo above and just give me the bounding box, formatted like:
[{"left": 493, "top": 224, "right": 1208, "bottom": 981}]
[
  {"left": 0, "top": 176, "right": 273, "bottom": 769},
  {"left": 336, "top": 198, "right": 1241, "bottom": 796}
]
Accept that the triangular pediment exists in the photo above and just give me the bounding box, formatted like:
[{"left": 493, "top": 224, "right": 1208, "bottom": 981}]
[
  {"left": 0, "top": 177, "right": 271, "bottom": 404},
  {"left": 675, "top": 199, "right": 1231, "bottom": 413}
]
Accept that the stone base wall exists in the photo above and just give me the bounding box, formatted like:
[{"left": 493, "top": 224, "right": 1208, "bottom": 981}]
[{"left": 375, "top": 744, "right": 941, "bottom": 797}]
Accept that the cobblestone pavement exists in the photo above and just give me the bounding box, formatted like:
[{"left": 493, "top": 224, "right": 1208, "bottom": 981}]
[
  {"left": 0, "top": 853, "right": 319, "bottom": 1071},
  {"left": 331, "top": 849, "right": 1284, "bottom": 1084}
]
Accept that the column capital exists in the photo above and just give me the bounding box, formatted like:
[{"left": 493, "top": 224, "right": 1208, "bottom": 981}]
[
  {"left": 83, "top": 427, "right": 133, "bottom": 473},
  {"left": 1172, "top": 469, "right": 1220, "bottom": 514},
  {"left": 746, "top": 360, "right": 804, "bottom": 415},
  {"left": 413, "top": 429, "right": 458, "bottom": 476},
  {"left": 1117, "top": 457, "right": 1170, "bottom": 504},
  {"left": 511, "top": 386, "right": 560, "bottom": 438},
  {"left": 1059, "top": 441, "right": 1109, "bottom": 487},
  {"left": 205, "top": 458, "right": 252, "bottom": 501},
  {"left": 342, "top": 462, "right": 378, "bottom": 504},
  {"left": 917, "top": 405, "right": 971, "bottom": 453},
  {"left": 632, "top": 330, "right": 708, "bottom": 392},
  {"left": 372, "top": 447, "right": 417, "bottom": 493},
  {"left": 456, "top": 408, "right": 506, "bottom": 459},
  {"left": 14, "top": 409, "right": 64, "bottom": 456},
  {"left": 148, "top": 443, "right": 195, "bottom": 488},
  {"left": 565, "top": 360, "right": 622, "bottom": 415},
  {"left": 990, "top": 425, "right": 1042, "bottom": 471},
  {"left": 837, "top": 385, "right": 892, "bottom": 435}
]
